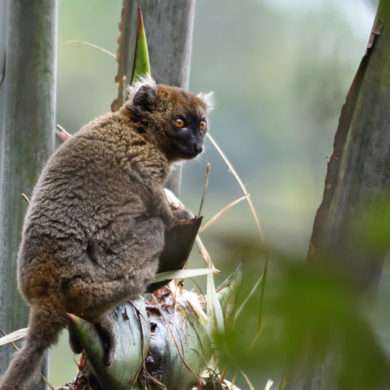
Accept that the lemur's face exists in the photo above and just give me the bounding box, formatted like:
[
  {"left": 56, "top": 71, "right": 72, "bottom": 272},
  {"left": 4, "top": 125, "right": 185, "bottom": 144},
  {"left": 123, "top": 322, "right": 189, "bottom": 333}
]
[
  {"left": 126, "top": 79, "right": 213, "bottom": 162},
  {"left": 163, "top": 93, "right": 208, "bottom": 159}
]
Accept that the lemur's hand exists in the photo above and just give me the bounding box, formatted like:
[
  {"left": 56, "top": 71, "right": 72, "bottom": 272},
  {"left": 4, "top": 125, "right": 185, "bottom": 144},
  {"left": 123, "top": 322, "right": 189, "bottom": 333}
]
[{"left": 164, "top": 188, "right": 194, "bottom": 223}]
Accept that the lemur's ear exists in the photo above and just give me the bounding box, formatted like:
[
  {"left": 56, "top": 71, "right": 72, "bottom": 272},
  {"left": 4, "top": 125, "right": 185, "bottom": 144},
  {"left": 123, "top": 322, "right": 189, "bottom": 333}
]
[
  {"left": 133, "top": 85, "right": 156, "bottom": 111},
  {"left": 127, "top": 75, "right": 157, "bottom": 111},
  {"left": 197, "top": 91, "right": 215, "bottom": 113}
]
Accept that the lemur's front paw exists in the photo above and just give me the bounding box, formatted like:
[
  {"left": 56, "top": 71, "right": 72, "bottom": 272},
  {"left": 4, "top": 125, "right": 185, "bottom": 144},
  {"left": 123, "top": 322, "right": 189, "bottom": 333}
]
[
  {"left": 164, "top": 188, "right": 194, "bottom": 223},
  {"left": 173, "top": 208, "right": 193, "bottom": 222}
]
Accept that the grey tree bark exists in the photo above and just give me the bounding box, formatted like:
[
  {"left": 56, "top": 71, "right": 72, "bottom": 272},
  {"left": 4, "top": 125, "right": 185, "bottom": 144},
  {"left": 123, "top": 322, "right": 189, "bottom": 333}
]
[
  {"left": 284, "top": 1, "right": 390, "bottom": 389},
  {"left": 0, "top": 1, "right": 58, "bottom": 388},
  {"left": 141, "top": 0, "right": 196, "bottom": 192},
  {"left": 307, "top": 3, "right": 390, "bottom": 290},
  {"left": 115, "top": 0, "right": 196, "bottom": 194}
]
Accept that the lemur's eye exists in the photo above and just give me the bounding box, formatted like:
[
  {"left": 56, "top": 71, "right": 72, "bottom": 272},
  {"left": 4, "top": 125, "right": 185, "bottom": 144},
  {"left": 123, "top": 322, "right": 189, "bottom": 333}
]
[
  {"left": 175, "top": 118, "right": 185, "bottom": 128},
  {"left": 200, "top": 119, "right": 207, "bottom": 130}
]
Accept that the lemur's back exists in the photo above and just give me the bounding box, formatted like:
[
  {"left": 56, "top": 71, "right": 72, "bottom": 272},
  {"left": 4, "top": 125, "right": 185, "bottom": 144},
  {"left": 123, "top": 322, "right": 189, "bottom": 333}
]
[{"left": 18, "top": 115, "right": 157, "bottom": 304}]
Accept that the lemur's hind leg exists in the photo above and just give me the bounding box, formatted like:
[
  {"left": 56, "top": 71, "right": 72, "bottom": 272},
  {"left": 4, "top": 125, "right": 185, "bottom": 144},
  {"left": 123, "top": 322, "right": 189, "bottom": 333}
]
[
  {"left": 68, "top": 312, "right": 116, "bottom": 366},
  {"left": 64, "top": 277, "right": 134, "bottom": 365},
  {"left": 64, "top": 277, "right": 137, "bottom": 315},
  {"left": 65, "top": 277, "right": 149, "bottom": 366},
  {"left": 64, "top": 217, "right": 165, "bottom": 365}
]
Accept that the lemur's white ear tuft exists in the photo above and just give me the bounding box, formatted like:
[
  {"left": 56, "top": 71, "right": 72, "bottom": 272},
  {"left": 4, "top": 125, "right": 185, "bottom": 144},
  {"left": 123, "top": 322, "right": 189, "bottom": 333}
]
[
  {"left": 127, "top": 74, "right": 157, "bottom": 104},
  {"left": 197, "top": 91, "right": 215, "bottom": 113}
]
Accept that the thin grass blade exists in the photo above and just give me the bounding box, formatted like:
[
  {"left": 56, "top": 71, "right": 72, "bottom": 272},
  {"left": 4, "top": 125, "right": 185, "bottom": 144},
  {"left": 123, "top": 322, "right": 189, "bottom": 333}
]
[{"left": 0, "top": 328, "right": 27, "bottom": 347}]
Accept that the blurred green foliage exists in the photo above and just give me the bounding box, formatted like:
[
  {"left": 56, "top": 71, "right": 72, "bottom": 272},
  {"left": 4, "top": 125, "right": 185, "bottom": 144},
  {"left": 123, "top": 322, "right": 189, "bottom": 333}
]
[
  {"left": 354, "top": 194, "right": 390, "bottom": 252},
  {"left": 214, "top": 241, "right": 390, "bottom": 389}
]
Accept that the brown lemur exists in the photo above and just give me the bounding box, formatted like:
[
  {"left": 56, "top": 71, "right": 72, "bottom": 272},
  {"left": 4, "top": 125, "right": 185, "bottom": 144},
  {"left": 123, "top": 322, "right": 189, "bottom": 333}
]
[{"left": 0, "top": 77, "right": 214, "bottom": 390}]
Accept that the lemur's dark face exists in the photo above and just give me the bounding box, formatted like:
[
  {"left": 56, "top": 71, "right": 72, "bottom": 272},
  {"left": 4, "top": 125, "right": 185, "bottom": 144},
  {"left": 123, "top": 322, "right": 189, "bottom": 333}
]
[
  {"left": 163, "top": 94, "right": 208, "bottom": 159},
  {"left": 126, "top": 81, "right": 212, "bottom": 162}
]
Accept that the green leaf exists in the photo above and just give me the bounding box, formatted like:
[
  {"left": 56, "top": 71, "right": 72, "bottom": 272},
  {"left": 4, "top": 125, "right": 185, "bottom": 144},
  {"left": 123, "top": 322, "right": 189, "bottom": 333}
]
[{"left": 131, "top": 5, "right": 151, "bottom": 84}]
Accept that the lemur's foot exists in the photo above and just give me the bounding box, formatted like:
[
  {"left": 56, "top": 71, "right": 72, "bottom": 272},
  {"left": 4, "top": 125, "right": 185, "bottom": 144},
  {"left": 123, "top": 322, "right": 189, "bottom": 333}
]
[
  {"left": 67, "top": 313, "right": 83, "bottom": 355},
  {"left": 94, "top": 317, "right": 116, "bottom": 366},
  {"left": 68, "top": 328, "right": 83, "bottom": 355}
]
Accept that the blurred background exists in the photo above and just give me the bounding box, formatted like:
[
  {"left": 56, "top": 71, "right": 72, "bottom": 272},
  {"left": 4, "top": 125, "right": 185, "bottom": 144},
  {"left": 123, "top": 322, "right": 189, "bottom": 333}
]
[{"left": 51, "top": 0, "right": 380, "bottom": 386}]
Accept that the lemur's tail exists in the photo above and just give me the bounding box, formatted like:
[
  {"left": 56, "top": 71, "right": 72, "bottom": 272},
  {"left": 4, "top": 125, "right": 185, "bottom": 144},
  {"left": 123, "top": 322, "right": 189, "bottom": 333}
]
[{"left": 0, "top": 301, "right": 66, "bottom": 390}]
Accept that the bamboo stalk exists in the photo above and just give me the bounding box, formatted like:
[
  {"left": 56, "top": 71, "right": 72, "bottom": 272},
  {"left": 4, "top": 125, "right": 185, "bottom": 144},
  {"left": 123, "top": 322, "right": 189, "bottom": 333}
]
[{"left": 0, "top": 1, "right": 57, "bottom": 387}]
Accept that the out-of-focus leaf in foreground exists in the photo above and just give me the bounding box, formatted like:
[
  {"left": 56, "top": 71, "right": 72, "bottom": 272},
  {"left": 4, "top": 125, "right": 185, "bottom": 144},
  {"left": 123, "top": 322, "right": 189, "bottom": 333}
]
[
  {"left": 353, "top": 194, "right": 390, "bottom": 253},
  {"left": 213, "top": 238, "right": 390, "bottom": 389}
]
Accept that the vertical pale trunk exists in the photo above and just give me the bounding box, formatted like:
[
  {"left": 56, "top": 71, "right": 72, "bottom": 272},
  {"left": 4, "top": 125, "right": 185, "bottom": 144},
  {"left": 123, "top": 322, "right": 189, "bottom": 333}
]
[
  {"left": 285, "top": 1, "right": 390, "bottom": 389},
  {"left": 308, "top": 2, "right": 390, "bottom": 289},
  {"left": 140, "top": 0, "right": 195, "bottom": 88},
  {"left": 0, "top": 1, "right": 57, "bottom": 388},
  {"left": 142, "top": 0, "right": 196, "bottom": 193},
  {"left": 117, "top": 0, "right": 196, "bottom": 194}
]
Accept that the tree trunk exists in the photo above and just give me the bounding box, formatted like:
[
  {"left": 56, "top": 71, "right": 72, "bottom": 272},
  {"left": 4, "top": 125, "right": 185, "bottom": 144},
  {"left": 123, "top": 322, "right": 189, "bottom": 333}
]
[
  {"left": 284, "top": 1, "right": 390, "bottom": 388},
  {"left": 142, "top": 0, "right": 195, "bottom": 193},
  {"left": 307, "top": 1, "right": 390, "bottom": 289},
  {"left": 0, "top": 1, "right": 57, "bottom": 387},
  {"left": 115, "top": 0, "right": 196, "bottom": 194},
  {"left": 140, "top": 0, "right": 195, "bottom": 89}
]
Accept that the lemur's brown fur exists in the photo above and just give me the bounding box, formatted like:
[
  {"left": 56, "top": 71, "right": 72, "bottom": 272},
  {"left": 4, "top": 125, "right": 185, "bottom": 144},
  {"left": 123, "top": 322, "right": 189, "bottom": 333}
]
[{"left": 0, "top": 79, "right": 212, "bottom": 390}]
